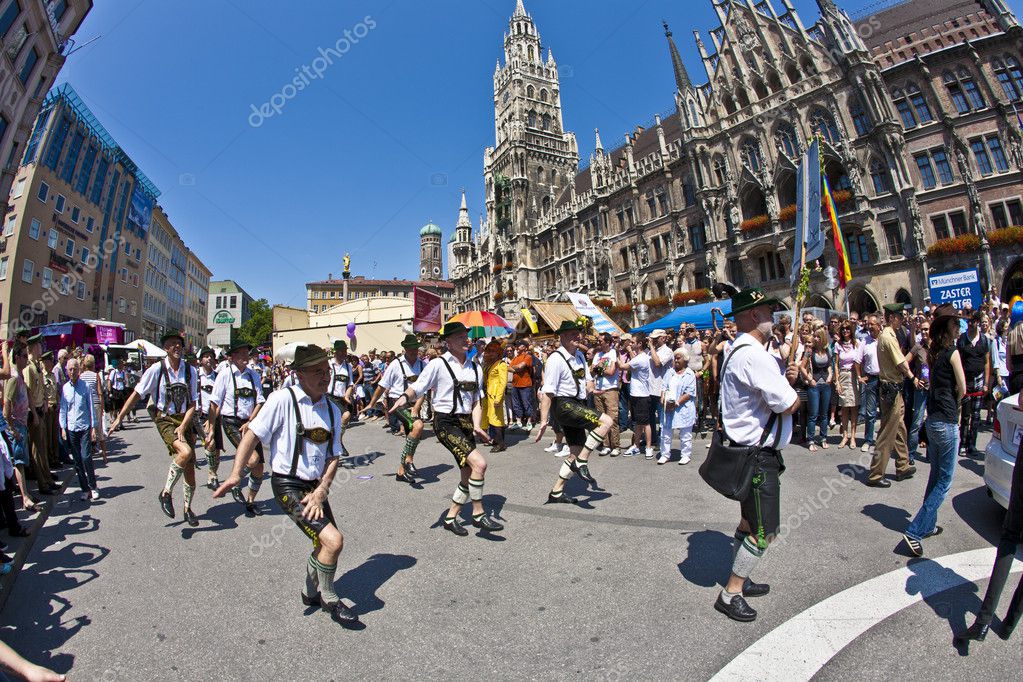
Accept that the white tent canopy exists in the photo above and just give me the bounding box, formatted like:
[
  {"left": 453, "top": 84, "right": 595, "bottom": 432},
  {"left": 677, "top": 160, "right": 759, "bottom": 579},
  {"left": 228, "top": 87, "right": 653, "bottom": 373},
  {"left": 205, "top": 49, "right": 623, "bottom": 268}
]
[{"left": 107, "top": 339, "right": 166, "bottom": 358}]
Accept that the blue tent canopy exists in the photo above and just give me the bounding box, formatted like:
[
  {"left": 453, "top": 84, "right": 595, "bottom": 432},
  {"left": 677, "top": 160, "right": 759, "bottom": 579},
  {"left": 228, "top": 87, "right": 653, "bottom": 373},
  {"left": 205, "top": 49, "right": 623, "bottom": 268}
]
[{"left": 630, "top": 300, "right": 732, "bottom": 333}]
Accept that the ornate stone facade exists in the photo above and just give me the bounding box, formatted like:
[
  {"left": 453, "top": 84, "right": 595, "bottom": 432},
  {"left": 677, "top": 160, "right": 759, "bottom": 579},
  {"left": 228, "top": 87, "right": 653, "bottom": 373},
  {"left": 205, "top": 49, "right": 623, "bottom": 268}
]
[{"left": 450, "top": 0, "right": 1023, "bottom": 320}]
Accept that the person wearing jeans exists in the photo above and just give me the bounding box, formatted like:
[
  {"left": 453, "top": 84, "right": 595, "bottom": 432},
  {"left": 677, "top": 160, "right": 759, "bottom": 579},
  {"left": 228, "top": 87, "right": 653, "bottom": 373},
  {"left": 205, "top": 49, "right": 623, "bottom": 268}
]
[
  {"left": 858, "top": 316, "right": 881, "bottom": 450},
  {"left": 903, "top": 305, "right": 965, "bottom": 556},
  {"left": 59, "top": 358, "right": 98, "bottom": 501},
  {"left": 805, "top": 330, "right": 833, "bottom": 452}
]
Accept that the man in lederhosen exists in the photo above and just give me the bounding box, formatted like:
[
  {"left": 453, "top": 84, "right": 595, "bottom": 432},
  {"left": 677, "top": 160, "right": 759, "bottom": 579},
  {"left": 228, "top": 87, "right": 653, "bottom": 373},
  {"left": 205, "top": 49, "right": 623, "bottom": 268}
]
[
  {"left": 196, "top": 347, "right": 224, "bottom": 489},
  {"left": 714, "top": 289, "right": 800, "bottom": 622},
  {"left": 208, "top": 341, "right": 266, "bottom": 517},
  {"left": 364, "top": 333, "right": 426, "bottom": 485},
  {"left": 389, "top": 322, "right": 504, "bottom": 536},
  {"left": 535, "top": 320, "right": 614, "bottom": 504},
  {"left": 111, "top": 331, "right": 201, "bottom": 527},
  {"left": 327, "top": 340, "right": 355, "bottom": 428},
  {"left": 214, "top": 343, "right": 360, "bottom": 627}
]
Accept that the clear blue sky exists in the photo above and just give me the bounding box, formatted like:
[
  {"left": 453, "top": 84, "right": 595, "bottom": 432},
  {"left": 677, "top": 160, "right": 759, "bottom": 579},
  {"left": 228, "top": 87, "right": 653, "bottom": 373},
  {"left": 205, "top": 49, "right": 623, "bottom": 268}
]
[{"left": 52, "top": 0, "right": 1022, "bottom": 308}]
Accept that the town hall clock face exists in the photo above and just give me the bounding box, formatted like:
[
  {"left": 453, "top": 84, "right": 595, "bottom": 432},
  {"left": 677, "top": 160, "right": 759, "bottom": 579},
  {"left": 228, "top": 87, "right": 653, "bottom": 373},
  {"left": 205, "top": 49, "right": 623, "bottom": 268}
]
[
  {"left": 421, "top": 267, "right": 427, "bottom": 276},
  {"left": 433, "top": 266, "right": 441, "bottom": 276}
]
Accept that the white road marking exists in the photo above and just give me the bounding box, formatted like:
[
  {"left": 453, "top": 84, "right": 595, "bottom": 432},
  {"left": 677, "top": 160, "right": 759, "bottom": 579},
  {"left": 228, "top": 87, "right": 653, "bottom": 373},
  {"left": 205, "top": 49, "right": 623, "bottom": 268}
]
[{"left": 712, "top": 548, "right": 1023, "bottom": 681}]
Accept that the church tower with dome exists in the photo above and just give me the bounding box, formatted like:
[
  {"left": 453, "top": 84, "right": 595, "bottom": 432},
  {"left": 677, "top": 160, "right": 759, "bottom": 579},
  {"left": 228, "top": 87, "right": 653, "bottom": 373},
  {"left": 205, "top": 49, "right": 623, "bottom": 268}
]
[{"left": 419, "top": 220, "right": 443, "bottom": 280}]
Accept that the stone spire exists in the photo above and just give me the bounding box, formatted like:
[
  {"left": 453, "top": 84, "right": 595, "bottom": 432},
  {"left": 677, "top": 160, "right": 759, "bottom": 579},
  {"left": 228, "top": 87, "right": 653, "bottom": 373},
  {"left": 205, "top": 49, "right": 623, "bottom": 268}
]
[
  {"left": 594, "top": 127, "right": 603, "bottom": 152},
  {"left": 663, "top": 21, "right": 692, "bottom": 92},
  {"left": 513, "top": 0, "right": 527, "bottom": 18},
  {"left": 457, "top": 189, "right": 471, "bottom": 228}
]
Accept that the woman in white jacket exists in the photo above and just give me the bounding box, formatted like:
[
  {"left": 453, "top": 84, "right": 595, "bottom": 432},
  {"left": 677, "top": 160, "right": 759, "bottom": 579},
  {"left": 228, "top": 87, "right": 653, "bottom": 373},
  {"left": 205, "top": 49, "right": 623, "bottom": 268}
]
[{"left": 659, "top": 347, "right": 697, "bottom": 465}]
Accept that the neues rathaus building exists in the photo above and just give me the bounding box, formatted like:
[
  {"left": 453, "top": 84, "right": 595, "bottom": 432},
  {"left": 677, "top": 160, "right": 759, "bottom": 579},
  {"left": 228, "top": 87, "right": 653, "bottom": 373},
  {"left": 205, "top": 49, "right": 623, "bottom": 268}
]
[{"left": 448, "top": 0, "right": 1023, "bottom": 323}]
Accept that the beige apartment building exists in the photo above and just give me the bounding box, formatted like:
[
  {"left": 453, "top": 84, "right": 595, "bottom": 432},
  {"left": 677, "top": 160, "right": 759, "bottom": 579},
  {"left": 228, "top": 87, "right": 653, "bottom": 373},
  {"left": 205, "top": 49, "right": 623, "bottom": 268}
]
[
  {"left": 0, "top": 0, "right": 92, "bottom": 219},
  {"left": 184, "top": 248, "right": 210, "bottom": 349},
  {"left": 0, "top": 83, "right": 156, "bottom": 339}
]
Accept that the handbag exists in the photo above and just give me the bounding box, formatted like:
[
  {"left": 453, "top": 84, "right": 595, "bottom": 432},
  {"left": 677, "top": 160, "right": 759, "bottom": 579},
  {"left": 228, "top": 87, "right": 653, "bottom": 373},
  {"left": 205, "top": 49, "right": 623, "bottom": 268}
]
[{"left": 699, "top": 344, "right": 781, "bottom": 501}]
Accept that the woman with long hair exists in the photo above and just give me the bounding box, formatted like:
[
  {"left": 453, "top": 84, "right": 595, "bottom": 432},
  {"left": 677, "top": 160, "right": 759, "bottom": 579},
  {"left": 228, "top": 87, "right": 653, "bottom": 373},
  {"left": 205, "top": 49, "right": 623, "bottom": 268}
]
[
  {"left": 902, "top": 304, "right": 966, "bottom": 557},
  {"left": 804, "top": 328, "right": 834, "bottom": 452},
  {"left": 835, "top": 322, "right": 862, "bottom": 450}
]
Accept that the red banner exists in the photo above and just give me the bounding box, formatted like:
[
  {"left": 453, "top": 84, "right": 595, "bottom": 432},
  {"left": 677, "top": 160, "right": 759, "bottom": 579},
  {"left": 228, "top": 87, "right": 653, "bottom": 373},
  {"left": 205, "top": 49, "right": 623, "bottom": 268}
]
[{"left": 413, "top": 286, "right": 442, "bottom": 333}]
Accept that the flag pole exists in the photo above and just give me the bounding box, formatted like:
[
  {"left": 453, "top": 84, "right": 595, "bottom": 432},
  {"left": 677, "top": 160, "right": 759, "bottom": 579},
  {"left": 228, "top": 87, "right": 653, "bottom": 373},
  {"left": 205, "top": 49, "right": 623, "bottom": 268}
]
[{"left": 788, "top": 137, "right": 823, "bottom": 364}]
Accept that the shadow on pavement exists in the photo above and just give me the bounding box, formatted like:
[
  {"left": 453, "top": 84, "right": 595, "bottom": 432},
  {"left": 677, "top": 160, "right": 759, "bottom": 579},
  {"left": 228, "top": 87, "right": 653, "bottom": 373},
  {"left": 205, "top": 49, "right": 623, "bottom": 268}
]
[
  {"left": 951, "top": 485, "right": 1007, "bottom": 547},
  {"left": 337, "top": 553, "right": 417, "bottom": 616},
  {"left": 957, "top": 457, "right": 984, "bottom": 477},
  {"left": 677, "top": 530, "right": 733, "bottom": 589},
  {"left": 340, "top": 451, "right": 385, "bottom": 469},
  {"left": 905, "top": 557, "right": 980, "bottom": 656},
  {"left": 861, "top": 502, "right": 911, "bottom": 533},
  {"left": 410, "top": 463, "right": 453, "bottom": 485},
  {"left": 837, "top": 462, "right": 868, "bottom": 482}
]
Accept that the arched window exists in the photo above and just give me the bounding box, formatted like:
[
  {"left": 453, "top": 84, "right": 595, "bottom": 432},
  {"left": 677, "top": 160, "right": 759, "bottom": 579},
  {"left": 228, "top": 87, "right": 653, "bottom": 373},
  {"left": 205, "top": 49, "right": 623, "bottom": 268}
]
[
  {"left": 741, "top": 139, "right": 763, "bottom": 171},
  {"left": 713, "top": 156, "right": 726, "bottom": 185},
  {"left": 810, "top": 109, "right": 840, "bottom": 144},
  {"left": 536, "top": 165, "right": 544, "bottom": 182},
  {"left": 870, "top": 159, "right": 891, "bottom": 195},
  {"left": 736, "top": 88, "right": 751, "bottom": 108},
  {"left": 688, "top": 100, "right": 701, "bottom": 127},
  {"left": 723, "top": 94, "right": 737, "bottom": 114},
  {"left": 767, "top": 71, "right": 782, "bottom": 92},
  {"left": 944, "top": 68, "right": 986, "bottom": 113},
  {"left": 753, "top": 79, "right": 768, "bottom": 100},
  {"left": 993, "top": 56, "right": 1023, "bottom": 101},
  {"left": 549, "top": 169, "right": 556, "bottom": 184},
  {"left": 775, "top": 123, "right": 799, "bottom": 159},
  {"left": 542, "top": 196, "right": 551, "bottom": 214},
  {"left": 849, "top": 95, "right": 872, "bottom": 136},
  {"left": 528, "top": 45, "right": 535, "bottom": 61},
  {"left": 541, "top": 113, "right": 550, "bottom": 131},
  {"left": 785, "top": 62, "right": 800, "bottom": 85},
  {"left": 540, "top": 89, "right": 548, "bottom": 102},
  {"left": 526, "top": 84, "right": 535, "bottom": 98},
  {"left": 527, "top": 110, "right": 537, "bottom": 128},
  {"left": 906, "top": 83, "right": 933, "bottom": 123},
  {"left": 892, "top": 87, "right": 915, "bottom": 128}
]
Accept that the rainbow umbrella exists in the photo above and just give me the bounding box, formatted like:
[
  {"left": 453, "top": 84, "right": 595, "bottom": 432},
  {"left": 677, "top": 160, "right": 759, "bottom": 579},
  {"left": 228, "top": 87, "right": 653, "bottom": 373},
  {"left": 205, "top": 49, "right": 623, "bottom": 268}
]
[{"left": 447, "top": 310, "right": 514, "bottom": 339}]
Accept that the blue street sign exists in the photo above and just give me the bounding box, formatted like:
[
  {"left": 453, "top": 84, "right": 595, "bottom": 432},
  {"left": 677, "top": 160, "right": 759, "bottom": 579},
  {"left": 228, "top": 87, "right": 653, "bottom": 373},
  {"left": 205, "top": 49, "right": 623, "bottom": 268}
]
[{"left": 928, "top": 268, "right": 982, "bottom": 310}]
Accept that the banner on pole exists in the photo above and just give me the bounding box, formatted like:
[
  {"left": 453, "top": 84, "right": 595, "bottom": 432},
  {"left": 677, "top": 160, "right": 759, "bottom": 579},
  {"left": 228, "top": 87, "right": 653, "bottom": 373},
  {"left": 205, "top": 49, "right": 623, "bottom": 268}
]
[
  {"left": 412, "top": 286, "right": 442, "bottom": 333},
  {"left": 792, "top": 139, "right": 822, "bottom": 287},
  {"left": 565, "top": 293, "right": 619, "bottom": 334},
  {"left": 928, "top": 268, "right": 981, "bottom": 310}
]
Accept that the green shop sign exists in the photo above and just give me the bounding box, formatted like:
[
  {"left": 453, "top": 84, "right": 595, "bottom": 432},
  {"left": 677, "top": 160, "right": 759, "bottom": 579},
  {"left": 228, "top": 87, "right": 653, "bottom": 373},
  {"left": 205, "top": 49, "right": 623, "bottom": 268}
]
[{"left": 214, "top": 310, "right": 236, "bottom": 324}]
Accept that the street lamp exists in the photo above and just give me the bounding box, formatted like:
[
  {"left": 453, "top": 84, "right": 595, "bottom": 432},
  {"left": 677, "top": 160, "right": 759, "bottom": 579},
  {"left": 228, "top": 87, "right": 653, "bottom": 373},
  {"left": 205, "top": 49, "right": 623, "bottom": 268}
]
[{"left": 635, "top": 303, "right": 649, "bottom": 326}]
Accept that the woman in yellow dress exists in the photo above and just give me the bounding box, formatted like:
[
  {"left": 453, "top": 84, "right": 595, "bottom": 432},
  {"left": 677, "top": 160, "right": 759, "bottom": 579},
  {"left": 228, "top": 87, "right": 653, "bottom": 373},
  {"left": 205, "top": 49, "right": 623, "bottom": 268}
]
[{"left": 480, "top": 340, "right": 508, "bottom": 452}]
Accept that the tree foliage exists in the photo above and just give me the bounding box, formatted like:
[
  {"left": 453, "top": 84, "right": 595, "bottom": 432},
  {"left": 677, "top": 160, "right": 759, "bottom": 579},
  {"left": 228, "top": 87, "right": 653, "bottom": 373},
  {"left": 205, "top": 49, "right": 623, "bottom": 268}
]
[{"left": 238, "top": 298, "right": 272, "bottom": 348}]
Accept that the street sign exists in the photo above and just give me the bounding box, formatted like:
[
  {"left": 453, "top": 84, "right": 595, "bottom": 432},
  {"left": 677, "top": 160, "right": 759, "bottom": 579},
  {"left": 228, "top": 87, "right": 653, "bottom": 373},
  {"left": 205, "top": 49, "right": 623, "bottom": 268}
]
[
  {"left": 928, "top": 268, "right": 982, "bottom": 310},
  {"left": 213, "top": 310, "right": 235, "bottom": 324}
]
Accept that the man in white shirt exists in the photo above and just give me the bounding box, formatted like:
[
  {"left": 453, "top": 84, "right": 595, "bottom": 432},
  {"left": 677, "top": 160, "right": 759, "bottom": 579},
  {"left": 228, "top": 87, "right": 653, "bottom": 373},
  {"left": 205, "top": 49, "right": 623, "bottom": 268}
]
[
  {"left": 364, "top": 334, "right": 427, "bottom": 484},
  {"left": 714, "top": 289, "right": 799, "bottom": 623},
  {"left": 590, "top": 333, "right": 621, "bottom": 456},
  {"left": 618, "top": 336, "right": 653, "bottom": 458},
  {"left": 111, "top": 332, "right": 201, "bottom": 527},
  {"left": 858, "top": 314, "right": 881, "bottom": 451},
  {"left": 535, "top": 320, "right": 615, "bottom": 504},
  {"left": 60, "top": 358, "right": 97, "bottom": 501},
  {"left": 196, "top": 347, "right": 224, "bottom": 489},
  {"left": 215, "top": 343, "right": 359, "bottom": 627},
  {"left": 209, "top": 341, "right": 267, "bottom": 517},
  {"left": 391, "top": 322, "right": 503, "bottom": 536},
  {"left": 326, "top": 340, "right": 355, "bottom": 428},
  {"left": 647, "top": 330, "right": 674, "bottom": 447}
]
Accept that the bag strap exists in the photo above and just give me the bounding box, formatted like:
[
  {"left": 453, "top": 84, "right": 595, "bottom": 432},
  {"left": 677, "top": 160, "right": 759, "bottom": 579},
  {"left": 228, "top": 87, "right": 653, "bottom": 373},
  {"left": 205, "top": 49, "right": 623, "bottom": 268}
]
[
  {"left": 288, "top": 387, "right": 304, "bottom": 477},
  {"left": 440, "top": 358, "right": 461, "bottom": 413},
  {"left": 718, "top": 342, "right": 783, "bottom": 448}
]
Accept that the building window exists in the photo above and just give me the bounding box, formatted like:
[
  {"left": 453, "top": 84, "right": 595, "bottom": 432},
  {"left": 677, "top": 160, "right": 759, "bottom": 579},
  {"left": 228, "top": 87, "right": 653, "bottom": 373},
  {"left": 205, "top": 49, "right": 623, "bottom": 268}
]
[
  {"left": 883, "top": 221, "right": 903, "bottom": 258},
  {"left": 944, "top": 69, "right": 985, "bottom": 113},
  {"left": 932, "top": 215, "right": 950, "bottom": 241},
  {"left": 58, "top": 274, "right": 69, "bottom": 295},
  {"left": 845, "top": 234, "right": 870, "bottom": 265},
  {"left": 932, "top": 149, "right": 954, "bottom": 184},
  {"left": 810, "top": 109, "right": 840, "bottom": 145},
  {"left": 41, "top": 267, "right": 51, "bottom": 289},
  {"left": 776, "top": 123, "right": 799, "bottom": 158},
  {"left": 80, "top": 246, "right": 88, "bottom": 263},
  {"left": 10, "top": 177, "right": 24, "bottom": 198},
  {"left": 893, "top": 88, "right": 916, "bottom": 128},
  {"left": 47, "top": 228, "right": 56, "bottom": 249},
  {"left": 907, "top": 83, "right": 932, "bottom": 123},
  {"left": 740, "top": 139, "right": 763, "bottom": 171},
  {"left": 76, "top": 281, "right": 85, "bottom": 300},
  {"left": 70, "top": 206, "right": 80, "bottom": 223},
  {"left": 118, "top": 297, "right": 126, "bottom": 314},
  {"left": 21, "top": 258, "right": 32, "bottom": 283},
  {"left": 17, "top": 48, "right": 38, "bottom": 85},
  {"left": 933, "top": 211, "right": 968, "bottom": 240},
  {"left": 757, "top": 252, "right": 785, "bottom": 281},
  {"left": 0, "top": 256, "right": 7, "bottom": 280},
  {"left": 65, "top": 238, "right": 74, "bottom": 258},
  {"left": 990, "top": 199, "right": 1023, "bottom": 229},
  {"left": 0, "top": 2, "right": 20, "bottom": 39},
  {"left": 688, "top": 221, "right": 706, "bottom": 251},
  {"left": 971, "top": 138, "right": 994, "bottom": 175},
  {"left": 682, "top": 178, "right": 696, "bottom": 207},
  {"left": 37, "top": 181, "right": 48, "bottom": 202},
  {"left": 993, "top": 56, "right": 1023, "bottom": 101},
  {"left": 54, "top": 194, "right": 65, "bottom": 213},
  {"left": 124, "top": 241, "right": 130, "bottom": 256},
  {"left": 84, "top": 215, "right": 93, "bottom": 232},
  {"left": 120, "top": 267, "right": 127, "bottom": 283},
  {"left": 915, "top": 154, "right": 937, "bottom": 189},
  {"left": 870, "top": 159, "right": 890, "bottom": 195},
  {"left": 850, "top": 96, "right": 872, "bottom": 135},
  {"left": 987, "top": 136, "right": 1010, "bottom": 172},
  {"left": 28, "top": 218, "right": 39, "bottom": 240},
  {"left": 230, "top": 295, "right": 237, "bottom": 307},
  {"left": 134, "top": 247, "right": 141, "bottom": 262},
  {"left": 3, "top": 214, "right": 13, "bottom": 237}
]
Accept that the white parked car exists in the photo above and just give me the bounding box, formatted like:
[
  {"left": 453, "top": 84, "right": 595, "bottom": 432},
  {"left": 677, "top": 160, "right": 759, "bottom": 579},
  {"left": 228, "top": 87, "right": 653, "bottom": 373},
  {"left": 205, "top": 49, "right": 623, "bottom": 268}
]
[{"left": 987, "top": 392, "right": 1021, "bottom": 509}]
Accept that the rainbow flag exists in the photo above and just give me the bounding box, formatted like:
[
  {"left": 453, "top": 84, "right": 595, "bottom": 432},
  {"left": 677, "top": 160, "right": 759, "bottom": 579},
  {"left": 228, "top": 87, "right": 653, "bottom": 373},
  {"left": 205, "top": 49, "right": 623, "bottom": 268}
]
[{"left": 823, "top": 175, "right": 851, "bottom": 288}]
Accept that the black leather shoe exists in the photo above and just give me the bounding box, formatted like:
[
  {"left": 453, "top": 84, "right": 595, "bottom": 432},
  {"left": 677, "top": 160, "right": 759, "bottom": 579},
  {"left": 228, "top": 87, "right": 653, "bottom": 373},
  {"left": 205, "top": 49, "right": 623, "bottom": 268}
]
[
  {"left": 183, "top": 509, "right": 199, "bottom": 527},
  {"left": 36, "top": 487, "right": 56, "bottom": 496},
  {"left": 159, "top": 491, "right": 175, "bottom": 519},
  {"left": 404, "top": 461, "right": 418, "bottom": 477},
  {"left": 301, "top": 591, "right": 321, "bottom": 607},
  {"left": 954, "top": 621, "right": 989, "bottom": 643},
  {"left": 742, "top": 579, "right": 770, "bottom": 598},
  {"left": 895, "top": 465, "right": 917, "bottom": 482},
  {"left": 570, "top": 459, "right": 597, "bottom": 485},
  {"left": 472, "top": 514, "right": 504, "bottom": 532},
  {"left": 865, "top": 478, "right": 891, "bottom": 488},
  {"left": 325, "top": 600, "right": 360, "bottom": 625},
  {"left": 546, "top": 491, "right": 579, "bottom": 505},
  {"left": 444, "top": 517, "right": 469, "bottom": 536},
  {"left": 714, "top": 594, "right": 757, "bottom": 622},
  {"left": 245, "top": 503, "right": 264, "bottom": 517},
  {"left": 395, "top": 471, "right": 416, "bottom": 484},
  {"left": 231, "top": 487, "right": 246, "bottom": 505}
]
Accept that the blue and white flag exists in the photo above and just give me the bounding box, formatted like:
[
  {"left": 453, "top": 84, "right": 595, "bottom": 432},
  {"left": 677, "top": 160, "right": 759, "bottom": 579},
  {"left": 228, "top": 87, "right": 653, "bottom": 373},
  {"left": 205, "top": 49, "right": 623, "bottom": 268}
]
[{"left": 791, "top": 138, "right": 823, "bottom": 287}]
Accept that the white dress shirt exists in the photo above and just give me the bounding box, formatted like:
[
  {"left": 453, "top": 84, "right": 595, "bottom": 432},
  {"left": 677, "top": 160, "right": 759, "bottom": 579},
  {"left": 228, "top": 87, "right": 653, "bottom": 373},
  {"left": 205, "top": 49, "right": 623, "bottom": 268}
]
[
  {"left": 380, "top": 356, "right": 425, "bottom": 399},
  {"left": 720, "top": 334, "right": 797, "bottom": 447},
  {"left": 541, "top": 346, "right": 590, "bottom": 400},
  {"left": 409, "top": 352, "right": 482, "bottom": 415},
  {"left": 328, "top": 359, "right": 354, "bottom": 399},
  {"left": 249, "top": 385, "right": 343, "bottom": 481},
  {"left": 210, "top": 364, "right": 266, "bottom": 420},
  {"left": 199, "top": 367, "right": 217, "bottom": 414},
  {"left": 134, "top": 359, "right": 199, "bottom": 415},
  {"left": 59, "top": 379, "right": 94, "bottom": 432},
  {"left": 861, "top": 336, "right": 879, "bottom": 376},
  {"left": 592, "top": 348, "right": 619, "bottom": 391},
  {"left": 628, "top": 352, "right": 653, "bottom": 398}
]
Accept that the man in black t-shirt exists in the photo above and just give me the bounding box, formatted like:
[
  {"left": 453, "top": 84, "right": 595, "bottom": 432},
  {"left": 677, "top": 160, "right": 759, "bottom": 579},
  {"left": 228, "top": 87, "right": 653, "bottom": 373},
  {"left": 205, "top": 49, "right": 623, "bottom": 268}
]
[{"left": 957, "top": 311, "right": 991, "bottom": 457}]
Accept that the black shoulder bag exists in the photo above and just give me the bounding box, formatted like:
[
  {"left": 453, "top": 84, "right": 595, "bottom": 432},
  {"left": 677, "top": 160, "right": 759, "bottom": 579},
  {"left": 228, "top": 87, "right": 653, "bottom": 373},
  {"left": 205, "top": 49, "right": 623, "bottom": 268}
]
[{"left": 699, "top": 344, "right": 781, "bottom": 501}]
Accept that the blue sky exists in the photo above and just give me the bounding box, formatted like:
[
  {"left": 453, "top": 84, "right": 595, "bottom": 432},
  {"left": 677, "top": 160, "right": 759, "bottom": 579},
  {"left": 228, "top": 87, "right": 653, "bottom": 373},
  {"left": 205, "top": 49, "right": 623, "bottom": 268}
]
[{"left": 52, "top": 0, "right": 1022, "bottom": 307}]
